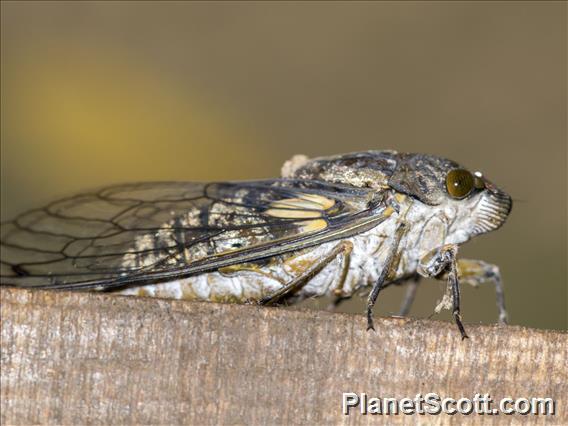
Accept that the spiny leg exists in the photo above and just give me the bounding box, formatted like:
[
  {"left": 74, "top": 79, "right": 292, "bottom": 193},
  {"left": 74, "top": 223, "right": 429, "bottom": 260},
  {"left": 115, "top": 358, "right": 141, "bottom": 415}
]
[
  {"left": 259, "top": 241, "right": 353, "bottom": 306},
  {"left": 366, "top": 223, "right": 406, "bottom": 331},
  {"left": 457, "top": 259, "right": 507, "bottom": 324},
  {"left": 398, "top": 275, "right": 420, "bottom": 317},
  {"left": 418, "top": 244, "right": 468, "bottom": 339}
]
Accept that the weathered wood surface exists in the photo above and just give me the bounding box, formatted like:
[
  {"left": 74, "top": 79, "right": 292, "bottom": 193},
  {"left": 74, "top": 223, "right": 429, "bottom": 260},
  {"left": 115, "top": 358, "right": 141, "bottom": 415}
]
[{"left": 0, "top": 288, "right": 566, "bottom": 425}]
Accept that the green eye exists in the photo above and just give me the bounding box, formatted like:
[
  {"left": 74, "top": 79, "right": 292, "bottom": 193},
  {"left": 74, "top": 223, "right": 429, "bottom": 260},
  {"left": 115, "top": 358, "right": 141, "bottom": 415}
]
[{"left": 446, "top": 169, "right": 474, "bottom": 199}]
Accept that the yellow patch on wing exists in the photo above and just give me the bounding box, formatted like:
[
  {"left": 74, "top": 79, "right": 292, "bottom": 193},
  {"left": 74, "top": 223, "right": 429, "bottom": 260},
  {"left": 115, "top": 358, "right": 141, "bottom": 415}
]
[
  {"left": 299, "top": 218, "right": 328, "bottom": 233},
  {"left": 265, "top": 193, "right": 335, "bottom": 219},
  {"left": 264, "top": 208, "right": 322, "bottom": 219},
  {"left": 299, "top": 194, "right": 335, "bottom": 210}
]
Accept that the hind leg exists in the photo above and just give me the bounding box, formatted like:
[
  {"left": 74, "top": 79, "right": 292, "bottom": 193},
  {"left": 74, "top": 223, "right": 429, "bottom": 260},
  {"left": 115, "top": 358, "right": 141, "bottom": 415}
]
[{"left": 259, "top": 241, "right": 353, "bottom": 306}]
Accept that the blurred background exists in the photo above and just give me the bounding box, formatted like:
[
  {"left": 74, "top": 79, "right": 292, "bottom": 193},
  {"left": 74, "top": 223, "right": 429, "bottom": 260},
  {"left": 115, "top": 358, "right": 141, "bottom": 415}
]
[{"left": 1, "top": 1, "right": 566, "bottom": 330}]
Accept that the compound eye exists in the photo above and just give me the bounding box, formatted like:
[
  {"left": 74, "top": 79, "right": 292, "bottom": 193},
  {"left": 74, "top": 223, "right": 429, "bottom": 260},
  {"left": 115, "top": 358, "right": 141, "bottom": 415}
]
[{"left": 446, "top": 169, "right": 474, "bottom": 199}]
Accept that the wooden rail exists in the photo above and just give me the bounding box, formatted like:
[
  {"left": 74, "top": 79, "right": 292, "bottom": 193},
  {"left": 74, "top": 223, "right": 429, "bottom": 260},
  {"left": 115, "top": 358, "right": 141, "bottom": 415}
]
[{"left": 1, "top": 287, "right": 566, "bottom": 425}]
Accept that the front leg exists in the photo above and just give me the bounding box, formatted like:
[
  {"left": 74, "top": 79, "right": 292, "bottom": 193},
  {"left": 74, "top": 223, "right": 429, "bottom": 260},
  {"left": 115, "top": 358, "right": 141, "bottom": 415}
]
[
  {"left": 457, "top": 259, "right": 507, "bottom": 324},
  {"left": 418, "top": 244, "right": 468, "bottom": 339}
]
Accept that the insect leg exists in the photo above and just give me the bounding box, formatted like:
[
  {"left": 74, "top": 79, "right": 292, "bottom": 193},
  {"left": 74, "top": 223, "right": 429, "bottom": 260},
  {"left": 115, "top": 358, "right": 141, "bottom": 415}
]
[
  {"left": 259, "top": 241, "right": 353, "bottom": 306},
  {"left": 447, "top": 252, "right": 468, "bottom": 340},
  {"left": 398, "top": 275, "right": 420, "bottom": 316},
  {"left": 456, "top": 259, "right": 507, "bottom": 324},
  {"left": 418, "top": 244, "right": 468, "bottom": 339},
  {"left": 366, "top": 223, "right": 406, "bottom": 331},
  {"left": 326, "top": 241, "right": 355, "bottom": 311}
]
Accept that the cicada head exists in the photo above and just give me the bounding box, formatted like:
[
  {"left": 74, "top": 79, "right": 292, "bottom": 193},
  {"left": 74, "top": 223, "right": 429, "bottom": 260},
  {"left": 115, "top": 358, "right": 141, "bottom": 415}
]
[{"left": 388, "top": 153, "right": 512, "bottom": 242}]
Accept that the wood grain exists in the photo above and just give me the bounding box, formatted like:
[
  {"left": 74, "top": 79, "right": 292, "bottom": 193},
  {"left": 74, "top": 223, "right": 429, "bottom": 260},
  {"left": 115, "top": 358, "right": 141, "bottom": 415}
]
[{"left": 1, "top": 287, "right": 566, "bottom": 425}]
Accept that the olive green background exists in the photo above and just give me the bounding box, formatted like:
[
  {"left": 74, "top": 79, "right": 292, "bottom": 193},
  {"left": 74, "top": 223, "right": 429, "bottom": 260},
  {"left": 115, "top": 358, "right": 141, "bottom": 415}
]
[{"left": 1, "top": 1, "right": 566, "bottom": 330}]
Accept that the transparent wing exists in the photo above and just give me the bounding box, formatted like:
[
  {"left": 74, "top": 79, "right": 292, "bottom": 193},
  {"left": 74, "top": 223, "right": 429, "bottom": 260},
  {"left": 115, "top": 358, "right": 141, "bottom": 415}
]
[{"left": 1, "top": 179, "right": 390, "bottom": 290}]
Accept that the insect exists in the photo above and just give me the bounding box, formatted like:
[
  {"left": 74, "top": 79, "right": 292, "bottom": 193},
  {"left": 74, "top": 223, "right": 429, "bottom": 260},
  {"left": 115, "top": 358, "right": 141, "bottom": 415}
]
[{"left": 0, "top": 151, "right": 512, "bottom": 338}]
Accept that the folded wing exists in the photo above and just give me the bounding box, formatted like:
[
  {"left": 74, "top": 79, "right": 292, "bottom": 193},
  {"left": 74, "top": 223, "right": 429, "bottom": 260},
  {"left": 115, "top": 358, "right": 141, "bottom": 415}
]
[{"left": 1, "top": 179, "right": 390, "bottom": 290}]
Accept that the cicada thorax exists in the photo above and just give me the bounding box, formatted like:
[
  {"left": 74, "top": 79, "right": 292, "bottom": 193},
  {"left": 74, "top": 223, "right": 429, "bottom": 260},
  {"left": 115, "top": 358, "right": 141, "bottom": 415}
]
[{"left": 285, "top": 151, "right": 398, "bottom": 190}]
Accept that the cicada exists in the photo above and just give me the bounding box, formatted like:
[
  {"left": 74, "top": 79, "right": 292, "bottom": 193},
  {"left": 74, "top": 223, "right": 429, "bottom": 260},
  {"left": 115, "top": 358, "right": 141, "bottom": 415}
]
[{"left": 0, "top": 151, "right": 512, "bottom": 338}]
